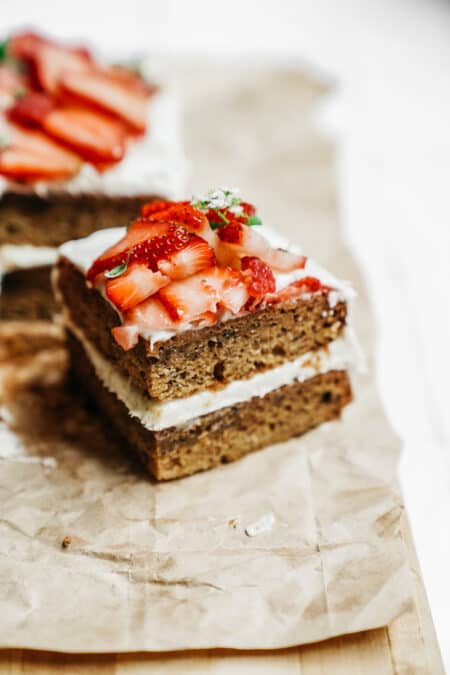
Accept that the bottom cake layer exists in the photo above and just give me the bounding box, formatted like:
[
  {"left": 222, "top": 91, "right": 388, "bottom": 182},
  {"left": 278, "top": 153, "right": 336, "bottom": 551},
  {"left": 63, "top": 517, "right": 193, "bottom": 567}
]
[
  {"left": 68, "top": 332, "right": 353, "bottom": 481},
  {"left": 0, "top": 265, "right": 56, "bottom": 321}
]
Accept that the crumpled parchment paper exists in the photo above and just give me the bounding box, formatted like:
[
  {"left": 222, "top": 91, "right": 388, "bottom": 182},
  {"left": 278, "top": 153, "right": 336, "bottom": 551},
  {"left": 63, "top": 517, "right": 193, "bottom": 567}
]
[{"left": 0, "top": 62, "right": 412, "bottom": 652}]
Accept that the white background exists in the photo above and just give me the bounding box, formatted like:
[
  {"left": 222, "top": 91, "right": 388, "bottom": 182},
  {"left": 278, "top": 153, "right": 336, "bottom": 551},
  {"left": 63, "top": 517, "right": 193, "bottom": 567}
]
[{"left": 2, "top": 0, "right": 450, "bottom": 667}]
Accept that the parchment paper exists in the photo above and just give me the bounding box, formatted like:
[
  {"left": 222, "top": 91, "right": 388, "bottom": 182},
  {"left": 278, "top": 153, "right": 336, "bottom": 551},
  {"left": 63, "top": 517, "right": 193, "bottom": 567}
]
[{"left": 0, "top": 63, "right": 412, "bottom": 652}]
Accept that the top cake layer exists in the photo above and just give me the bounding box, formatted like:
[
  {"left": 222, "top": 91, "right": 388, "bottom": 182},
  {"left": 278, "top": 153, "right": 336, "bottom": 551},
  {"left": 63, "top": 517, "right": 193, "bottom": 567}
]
[
  {"left": 0, "top": 31, "right": 186, "bottom": 199},
  {"left": 56, "top": 188, "right": 355, "bottom": 401}
]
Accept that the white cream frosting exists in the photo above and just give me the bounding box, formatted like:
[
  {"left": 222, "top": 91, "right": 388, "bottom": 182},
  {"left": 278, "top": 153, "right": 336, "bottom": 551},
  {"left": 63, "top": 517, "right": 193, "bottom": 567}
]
[
  {"left": 0, "top": 244, "right": 57, "bottom": 274},
  {"left": 59, "top": 223, "right": 355, "bottom": 345},
  {"left": 0, "top": 87, "right": 188, "bottom": 199},
  {"left": 65, "top": 315, "right": 358, "bottom": 431}
]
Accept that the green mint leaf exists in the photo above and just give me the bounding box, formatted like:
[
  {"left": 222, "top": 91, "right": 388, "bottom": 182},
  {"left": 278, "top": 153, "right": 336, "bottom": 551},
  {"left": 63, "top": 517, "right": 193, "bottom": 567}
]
[
  {"left": 246, "top": 215, "right": 262, "bottom": 226},
  {"left": 214, "top": 208, "right": 229, "bottom": 224},
  {"left": 0, "top": 41, "right": 8, "bottom": 62},
  {"left": 105, "top": 261, "right": 128, "bottom": 279},
  {"left": 209, "top": 221, "right": 224, "bottom": 230}
]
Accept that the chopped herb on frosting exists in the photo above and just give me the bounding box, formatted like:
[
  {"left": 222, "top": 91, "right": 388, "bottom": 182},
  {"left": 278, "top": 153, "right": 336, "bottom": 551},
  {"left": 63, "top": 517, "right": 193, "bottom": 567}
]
[{"left": 191, "top": 187, "right": 262, "bottom": 228}]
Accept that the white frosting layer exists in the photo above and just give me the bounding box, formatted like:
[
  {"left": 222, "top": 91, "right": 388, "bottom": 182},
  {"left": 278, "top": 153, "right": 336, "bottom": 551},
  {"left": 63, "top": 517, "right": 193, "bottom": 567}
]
[
  {"left": 0, "top": 244, "right": 57, "bottom": 274},
  {"left": 0, "top": 87, "right": 188, "bottom": 199},
  {"left": 59, "top": 224, "right": 356, "bottom": 345},
  {"left": 65, "top": 315, "right": 358, "bottom": 431}
]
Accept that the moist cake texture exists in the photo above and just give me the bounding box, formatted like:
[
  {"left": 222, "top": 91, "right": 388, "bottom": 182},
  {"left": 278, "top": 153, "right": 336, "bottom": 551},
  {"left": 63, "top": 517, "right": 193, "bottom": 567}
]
[{"left": 56, "top": 188, "right": 357, "bottom": 480}]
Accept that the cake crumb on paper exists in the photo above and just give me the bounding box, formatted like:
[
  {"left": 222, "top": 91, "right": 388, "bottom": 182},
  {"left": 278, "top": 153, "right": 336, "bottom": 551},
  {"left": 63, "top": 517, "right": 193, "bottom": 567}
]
[
  {"left": 245, "top": 512, "right": 275, "bottom": 537},
  {"left": 62, "top": 536, "right": 72, "bottom": 549}
]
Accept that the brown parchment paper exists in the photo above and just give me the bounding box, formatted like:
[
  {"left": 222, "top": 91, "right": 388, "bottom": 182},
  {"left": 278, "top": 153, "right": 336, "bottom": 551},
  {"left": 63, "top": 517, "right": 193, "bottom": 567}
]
[{"left": 0, "top": 63, "right": 412, "bottom": 653}]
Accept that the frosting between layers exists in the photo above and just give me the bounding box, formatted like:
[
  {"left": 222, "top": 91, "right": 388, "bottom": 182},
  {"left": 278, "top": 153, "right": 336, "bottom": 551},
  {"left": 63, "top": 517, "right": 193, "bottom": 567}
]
[
  {"left": 59, "top": 224, "right": 355, "bottom": 345},
  {"left": 65, "top": 314, "right": 358, "bottom": 431},
  {"left": 0, "top": 87, "right": 188, "bottom": 199},
  {"left": 0, "top": 244, "right": 57, "bottom": 274}
]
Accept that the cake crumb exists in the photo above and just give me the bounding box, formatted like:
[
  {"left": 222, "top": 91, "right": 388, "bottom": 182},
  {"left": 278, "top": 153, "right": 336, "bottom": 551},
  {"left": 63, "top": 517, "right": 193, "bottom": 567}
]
[
  {"left": 228, "top": 518, "right": 238, "bottom": 529},
  {"left": 62, "top": 536, "right": 72, "bottom": 548},
  {"left": 245, "top": 512, "right": 275, "bottom": 537}
]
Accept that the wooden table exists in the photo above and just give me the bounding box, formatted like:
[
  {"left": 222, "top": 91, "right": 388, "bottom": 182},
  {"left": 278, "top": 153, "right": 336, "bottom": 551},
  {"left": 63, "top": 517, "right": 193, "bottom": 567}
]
[{"left": 1, "top": 522, "right": 443, "bottom": 675}]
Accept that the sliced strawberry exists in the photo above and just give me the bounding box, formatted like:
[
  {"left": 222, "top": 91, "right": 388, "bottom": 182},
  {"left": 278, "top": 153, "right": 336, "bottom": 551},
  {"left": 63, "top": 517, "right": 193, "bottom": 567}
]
[
  {"left": 86, "top": 223, "right": 190, "bottom": 284},
  {"left": 265, "top": 277, "right": 330, "bottom": 305},
  {"left": 60, "top": 70, "right": 148, "bottom": 132},
  {"left": 105, "top": 264, "right": 170, "bottom": 311},
  {"left": 140, "top": 199, "right": 178, "bottom": 217},
  {"left": 158, "top": 266, "right": 248, "bottom": 322},
  {"left": 216, "top": 222, "right": 307, "bottom": 272},
  {"left": 0, "top": 64, "right": 28, "bottom": 99},
  {"left": 0, "top": 126, "right": 81, "bottom": 181},
  {"left": 157, "top": 235, "right": 216, "bottom": 280},
  {"left": 7, "top": 31, "right": 48, "bottom": 61},
  {"left": 42, "top": 107, "right": 126, "bottom": 163},
  {"left": 241, "top": 256, "right": 276, "bottom": 304},
  {"left": 144, "top": 202, "right": 216, "bottom": 246},
  {"left": 111, "top": 325, "right": 140, "bottom": 351},
  {"left": 125, "top": 296, "right": 179, "bottom": 332},
  {"left": 107, "top": 65, "right": 156, "bottom": 97},
  {"left": 7, "top": 92, "right": 55, "bottom": 128},
  {"left": 158, "top": 275, "right": 219, "bottom": 322},
  {"left": 32, "top": 41, "right": 92, "bottom": 95}
]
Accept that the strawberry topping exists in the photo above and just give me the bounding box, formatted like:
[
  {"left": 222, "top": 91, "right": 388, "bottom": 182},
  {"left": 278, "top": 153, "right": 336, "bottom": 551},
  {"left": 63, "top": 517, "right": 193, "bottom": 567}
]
[
  {"left": 105, "top": 264, "right": 170, "bottom": 312},
  {"left": 84, "top": 192, "right": 327, "bottom": 351},
  {"left": 8, "top": 92, "right": 55, "bottom": 128},
  {"left": 265, "top": 277, "right": 329, "bottom": 304},
  {"left": 241, "top": 256, "right": 276, "bottom": 302},
  {"left": 87, "top": 224, "right": 191, "bottom": 284},
  {"left": 0, "top": 125, "right": 81, "bottom": 181},
  {"left": 0, "top": 30, "right": 154, "bottom": 183}
]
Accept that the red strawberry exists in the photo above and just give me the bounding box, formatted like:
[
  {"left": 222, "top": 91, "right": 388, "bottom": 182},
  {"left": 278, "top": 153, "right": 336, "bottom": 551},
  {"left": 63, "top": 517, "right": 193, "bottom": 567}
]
[
  {"left": 158, "top": 266, "right": 248, "bottom": 322},
  {"left": 140, "top": 199, "right": 179, "bottom": 217},
  {"left": 158, "top": 274, "right": 219, "bottom": 322},
  {"left": 265, "top": 277, "right": 329, "bottom": 304},
  {"left": 42, "top": 107, "right": 126, "bottom": 164},
  {"left": 7, "top": 31, "right": 48, "bottom": 61},
  {"left": 0, "top": 64, "right": 28, "bottom": 99},
  {"left": 216, "top": 222, "right": 307, "bottom": 272},
  {"left": 105, "top": 264, "right": 170, "bottom": 311},
  {"left": 86, "top": 223, "right": 190, "bottom": 284},
  {"left": 32, "top": 41, "right": 92, "bottom": 95},
  {"left": 60, "top": 70, "right": 149, "bottom": 132},
  {"left": 111, "top": 325, "right": 140, "bottom": 351},
  {"left": 145, "top": 203, "right": 216, "bottom": 246},
  {"left": 125, "top": 296, "right": 179, "bottom": 331},
  {"left": 241, "top": 256, "right": 276, "bottom": 304},
  {"left": 157, "top": 235, "right": 216, "bottom": 280},
  {"left": 7, "top": 92, "right": 55, "bottom": 128},
  {"left": 107, "top": 65, "right": 156, "bottom": 97},
  {"left": 0, "top": 125, "right": 81, "bottom": 181}
]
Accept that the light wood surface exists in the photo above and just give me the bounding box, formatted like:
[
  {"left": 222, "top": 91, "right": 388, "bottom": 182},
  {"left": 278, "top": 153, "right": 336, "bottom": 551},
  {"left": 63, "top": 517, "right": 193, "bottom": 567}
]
[{"left": 0, "top": 520, "right": 443, "bottom": 675}]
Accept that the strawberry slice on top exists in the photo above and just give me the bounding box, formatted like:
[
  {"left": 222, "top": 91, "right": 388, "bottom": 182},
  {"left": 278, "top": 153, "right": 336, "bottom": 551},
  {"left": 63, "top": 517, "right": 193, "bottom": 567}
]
[
  {"left": 0, "top": 125, "right": 81, "bottom": 181},
  {"left": 60, "top": 69, "right": 149, "bottom": 133},
  {"left": 42, "top": 106, "right": 126, "bottom": 164},
  {"left": 105, "top": 264, "right": 170, "bottom": 312}
]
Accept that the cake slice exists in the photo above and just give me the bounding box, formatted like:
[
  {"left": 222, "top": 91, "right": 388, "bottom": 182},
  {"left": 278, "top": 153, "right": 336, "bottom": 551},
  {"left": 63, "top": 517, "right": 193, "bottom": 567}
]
[
  {"left": 55, "top": 189, "right": 357, "bottom": 480},
  {"left": 0, "top": 30, "right": 186, "bottom": 327}
]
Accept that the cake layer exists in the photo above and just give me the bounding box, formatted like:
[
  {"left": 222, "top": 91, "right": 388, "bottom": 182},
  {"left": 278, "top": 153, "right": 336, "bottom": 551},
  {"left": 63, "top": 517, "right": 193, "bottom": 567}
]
[
  {"left": 57, "top": 256, "right": 348, "bottom": 401},
  {"left": 68, "top": 332, "right": 353, "bottom": 480},
  {"left": 66, "top": 316, "right": 356, "bottom": 430},
  {"left": 0, "top": 265, "right": 56, "bottom": 321},
  {"left": 0, "top": 194, "right": 150, "bottom": 247}
]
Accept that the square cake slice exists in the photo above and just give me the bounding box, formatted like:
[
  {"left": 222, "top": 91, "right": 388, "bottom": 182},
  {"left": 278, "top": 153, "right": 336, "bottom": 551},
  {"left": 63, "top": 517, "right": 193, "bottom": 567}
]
[
  {"left": 55, "top": 188, "right": 358, "bottom": 480},
  {"left": 0, "top": 30, "right": 187, "bottom": 324}
]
